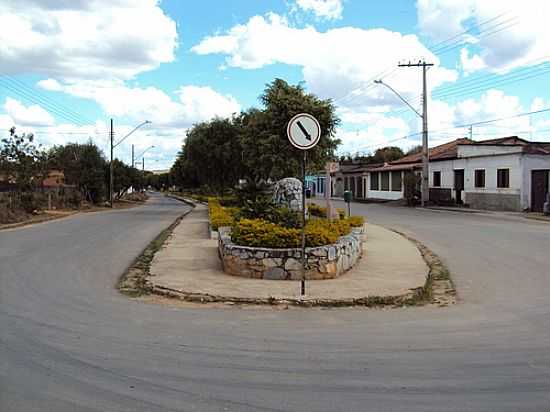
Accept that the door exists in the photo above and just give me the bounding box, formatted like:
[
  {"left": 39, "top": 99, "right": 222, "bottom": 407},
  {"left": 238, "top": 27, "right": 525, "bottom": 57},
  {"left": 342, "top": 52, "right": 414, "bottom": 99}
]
[
  {"left": 454, "top": 169, "right": 465, "bottom": 205},
  {"left": 531, "top": 170, "right": 549, "bottom": 212}
]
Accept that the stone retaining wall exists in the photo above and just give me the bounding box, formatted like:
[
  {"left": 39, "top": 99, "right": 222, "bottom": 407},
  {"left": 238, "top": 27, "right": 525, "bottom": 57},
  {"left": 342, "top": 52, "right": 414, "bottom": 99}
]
[{"left": 217, "top": 225, "right": 365, "bottom": 280}]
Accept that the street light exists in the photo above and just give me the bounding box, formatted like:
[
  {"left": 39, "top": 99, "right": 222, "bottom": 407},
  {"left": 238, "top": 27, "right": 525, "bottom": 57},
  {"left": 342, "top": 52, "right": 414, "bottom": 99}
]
[
  {"left": 137, "top": 145, "right": 155, "bottom": 171},
  {"left": 110, "top": 119, "right": 151, "bottom": 207},
  {"left": 374, "top": 79, "right": 429, "bottom": 207}
]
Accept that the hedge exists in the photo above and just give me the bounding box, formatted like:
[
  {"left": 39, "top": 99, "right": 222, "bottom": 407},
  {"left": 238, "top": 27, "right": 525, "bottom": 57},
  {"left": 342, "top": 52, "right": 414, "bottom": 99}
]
[
  {"left": 231, "top": 217, "right": 363, "bottom": 248},
  {"left": 208, "top": 197, "right": 236, "bottom": 230},
  {"left": 308, "top": 203, "right": 346, "bottom": 219}
]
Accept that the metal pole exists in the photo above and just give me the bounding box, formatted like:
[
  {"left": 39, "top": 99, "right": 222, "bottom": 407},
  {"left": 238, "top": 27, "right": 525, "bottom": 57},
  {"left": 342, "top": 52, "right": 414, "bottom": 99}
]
[
  {"left": 301, "top": 151, "right": 307, "bottom": 296},
  {"left": 325, "top": 163, "right": 332, "bottom": 221},
  {"left": 132, "top": 144, "right": 134, "bottom": 169},
  {"left": 110, "top": 118, "right": 114, "bottom": 208},
  {"left": 421, "top": 64, "right": 429, "bottom": 208},
  {"left": 142, "top": 157, "right": 145, "bottom": 172}
]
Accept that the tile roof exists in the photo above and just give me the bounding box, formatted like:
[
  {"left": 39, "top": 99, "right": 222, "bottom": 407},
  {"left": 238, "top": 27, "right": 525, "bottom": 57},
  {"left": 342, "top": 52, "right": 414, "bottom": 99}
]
[{"left": 391, "top": 138, "right": 473, "bottom": 164}]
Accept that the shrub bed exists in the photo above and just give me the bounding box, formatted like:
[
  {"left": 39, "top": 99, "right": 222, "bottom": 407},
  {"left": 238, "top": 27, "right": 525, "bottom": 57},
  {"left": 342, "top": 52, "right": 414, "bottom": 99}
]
[
  {"left": 208, "top": 197, "right": 236, "bottom": 230},
  {"left": 231, "top": 216, "right": 364, "bottom": 248},
  {"left": 308, "top": 203, "right": 346, "bottom": 219}
]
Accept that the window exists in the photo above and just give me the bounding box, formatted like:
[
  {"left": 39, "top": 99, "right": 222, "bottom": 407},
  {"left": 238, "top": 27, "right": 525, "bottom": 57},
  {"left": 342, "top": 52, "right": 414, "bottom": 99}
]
[
  {"left": 391, "top": 171, "right": 402, "bottom": 191},
  {"left": 370, "top": 172, "right": 379, "bottom": 190},
  {"left": 497, "top": 168, "right": 510, "bottom": 188},
  {"left": 474, "top": 170, "right": 485, "bottom": 188},
  {"left": 433, "top": 171, "right": 441, "bottom": 187},
  {"left": 381, "top": 172, "right": 390, "bottom": 191}
]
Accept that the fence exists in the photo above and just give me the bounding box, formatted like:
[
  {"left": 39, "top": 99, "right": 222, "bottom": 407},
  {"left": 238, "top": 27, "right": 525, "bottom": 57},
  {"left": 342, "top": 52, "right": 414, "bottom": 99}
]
[{"left": 0, "top": 187, "right": 82, "bottom": 224}]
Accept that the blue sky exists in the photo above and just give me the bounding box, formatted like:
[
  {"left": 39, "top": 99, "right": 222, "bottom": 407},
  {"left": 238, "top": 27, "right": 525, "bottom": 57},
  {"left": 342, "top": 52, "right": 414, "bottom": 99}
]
[{"left": 1, "top": 0, "right": 549, "bottom": 170}]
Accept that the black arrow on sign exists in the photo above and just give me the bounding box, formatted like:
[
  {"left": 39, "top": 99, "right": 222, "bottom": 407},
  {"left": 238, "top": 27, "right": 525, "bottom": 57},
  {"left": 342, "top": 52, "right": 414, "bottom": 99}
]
[{"left": 296, "top": 120, "right": 312, "bottom": 141}]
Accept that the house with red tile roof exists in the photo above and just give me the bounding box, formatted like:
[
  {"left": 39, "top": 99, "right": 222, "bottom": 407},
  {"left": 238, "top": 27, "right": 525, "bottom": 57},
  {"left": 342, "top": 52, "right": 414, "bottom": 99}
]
[{"left": 336, "top": 137, "right": 550, "bottom": 212}]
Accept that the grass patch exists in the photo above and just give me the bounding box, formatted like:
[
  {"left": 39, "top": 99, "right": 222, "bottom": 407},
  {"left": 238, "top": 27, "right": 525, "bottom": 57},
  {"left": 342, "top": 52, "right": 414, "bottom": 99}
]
[{"left": 117, "top": 203, "right": 194, "bottom": 297}]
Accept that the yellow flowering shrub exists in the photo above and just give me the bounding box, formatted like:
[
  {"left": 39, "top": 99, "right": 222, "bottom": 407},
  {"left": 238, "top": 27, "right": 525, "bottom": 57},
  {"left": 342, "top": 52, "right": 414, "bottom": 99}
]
[
  {"left": 308, "top": 203, "right": 346, "bottom": 220},
  {"left": 208, "top": 197, "right": 235, "bottom": 230},
  {"left": 346, "top": 215, "right": 365, "bottom": 227},
  {"left": 231, "top": 217, "right": 358, "bottom": 248}
]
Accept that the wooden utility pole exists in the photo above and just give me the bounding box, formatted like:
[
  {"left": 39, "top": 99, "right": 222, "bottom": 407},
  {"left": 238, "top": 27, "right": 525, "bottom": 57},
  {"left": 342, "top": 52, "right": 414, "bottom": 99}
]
[
  {"left": 109, "top": 118, "right": 114, "bottom": 208},
  {"left": 398, "top": 60, "right": 433, "bottom": 207}
]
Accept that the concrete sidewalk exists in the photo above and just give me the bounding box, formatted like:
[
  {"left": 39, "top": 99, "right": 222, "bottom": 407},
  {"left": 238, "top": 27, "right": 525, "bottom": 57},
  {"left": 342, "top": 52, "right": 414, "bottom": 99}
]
[{"left": 149, "top": 204, "right": 428, "bottom": 302}]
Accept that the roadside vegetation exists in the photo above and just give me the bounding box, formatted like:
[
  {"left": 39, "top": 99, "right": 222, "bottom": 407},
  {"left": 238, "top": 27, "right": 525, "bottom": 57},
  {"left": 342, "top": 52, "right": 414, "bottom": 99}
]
[{"left": 0, "top": 127, "right": 154, "bottom": 225}]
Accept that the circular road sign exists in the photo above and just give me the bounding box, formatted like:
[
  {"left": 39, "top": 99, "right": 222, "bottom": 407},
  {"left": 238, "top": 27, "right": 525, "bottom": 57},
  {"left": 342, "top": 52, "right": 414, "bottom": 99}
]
[{"left": 287, "top": 113, "right": 321, "bottom": 150}]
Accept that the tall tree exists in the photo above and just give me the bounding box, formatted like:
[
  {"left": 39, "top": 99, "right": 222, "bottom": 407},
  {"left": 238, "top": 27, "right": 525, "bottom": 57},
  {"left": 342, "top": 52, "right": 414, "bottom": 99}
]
[
  {"left": 240, "top": 79, "right": 340, "bottom": 181},
  {"left": 48, "top": 141, "right": 107, "bottom": 202},
  {"left": 0, "top": 127, "right": 47, "bottom": 191},
  {"left": 371, "top": 146, "right": 405, "bottom": 164}
]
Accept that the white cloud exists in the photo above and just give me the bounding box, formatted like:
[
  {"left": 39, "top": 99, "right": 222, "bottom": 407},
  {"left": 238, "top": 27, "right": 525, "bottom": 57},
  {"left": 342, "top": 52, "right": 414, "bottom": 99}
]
[
  {"left": 295, "top": 0, "right": 343, "bottom": 20},
  {"left": 418, "top": 0, "right": 550, "bottom": 73},
  {"left": 460, "top": 48, "right": 487, "bottom": 74},
  {"left": 36, "top": 78, "right": 63, "bottom": 91},
  {"left": 37, "top": 80, "right": 240, "bottom": 128},
  {"left": 192, "top": 13, "right": 458, "bottom": 114},
  {"left": 0, "top": 0, "right": 178, "bottom": 81},
  {"left": 3, "top": 97, "right": 55, "bottom": 126}
]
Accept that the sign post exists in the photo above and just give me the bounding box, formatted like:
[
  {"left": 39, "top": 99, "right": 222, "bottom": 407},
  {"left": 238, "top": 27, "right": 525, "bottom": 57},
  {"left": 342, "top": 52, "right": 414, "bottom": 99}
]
[{"left": 287, "top": 113, "right": 321, "bottom": 296}]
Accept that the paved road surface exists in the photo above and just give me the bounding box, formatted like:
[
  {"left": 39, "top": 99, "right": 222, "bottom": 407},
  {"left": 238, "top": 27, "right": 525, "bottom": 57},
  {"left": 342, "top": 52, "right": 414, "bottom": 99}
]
[{"left": 1, "top": 194, "right": 550, "bottom": 411}]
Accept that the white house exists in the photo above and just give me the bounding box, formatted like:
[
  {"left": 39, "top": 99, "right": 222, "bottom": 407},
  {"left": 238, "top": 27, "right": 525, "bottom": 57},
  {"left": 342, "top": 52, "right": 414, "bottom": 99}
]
[{"left": 359, "top": 137, "right": 550, "bottom": 212}]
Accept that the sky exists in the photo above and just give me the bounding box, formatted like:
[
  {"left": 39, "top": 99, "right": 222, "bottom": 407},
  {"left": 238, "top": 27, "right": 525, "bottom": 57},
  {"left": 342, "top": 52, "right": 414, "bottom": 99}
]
[{"left": 2, "top": 0, "right": 550, "bottom": 171}]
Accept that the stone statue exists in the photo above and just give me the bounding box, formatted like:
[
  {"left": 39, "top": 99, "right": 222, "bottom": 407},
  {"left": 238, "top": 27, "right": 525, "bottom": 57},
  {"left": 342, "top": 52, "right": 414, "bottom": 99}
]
[{"left": 272, "top": 178, "right": 303, "bottom": 211}]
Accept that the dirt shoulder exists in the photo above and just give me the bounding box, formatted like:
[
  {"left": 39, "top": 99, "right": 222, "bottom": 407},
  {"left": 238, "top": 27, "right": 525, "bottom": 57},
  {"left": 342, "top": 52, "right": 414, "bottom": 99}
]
[{"left": 0, "top": 198, "right": 147, "bottom": 231}]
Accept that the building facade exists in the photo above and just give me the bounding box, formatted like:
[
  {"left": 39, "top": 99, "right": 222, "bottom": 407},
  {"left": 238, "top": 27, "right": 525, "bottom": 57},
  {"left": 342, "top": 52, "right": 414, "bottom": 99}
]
[{"left": 359, "top": 137, "right": 550, "bottom": 212}]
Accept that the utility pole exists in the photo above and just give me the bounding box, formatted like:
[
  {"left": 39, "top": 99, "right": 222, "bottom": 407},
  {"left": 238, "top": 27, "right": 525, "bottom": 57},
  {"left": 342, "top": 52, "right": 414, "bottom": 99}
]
[
  {"left": 110, "top": 118, "right": 114, "bottom": 208},
  {"left": 142, "top": 157, "right": 145, "bottom": 172},
  {"left": 132, "top": 144, "right": 135, "bottom": 168},
  {"left": 469, "top": 125, "right": 473, "bottom": 140},
  {"left": 398, "top": 60, "right": 433, "bottom": 207}
]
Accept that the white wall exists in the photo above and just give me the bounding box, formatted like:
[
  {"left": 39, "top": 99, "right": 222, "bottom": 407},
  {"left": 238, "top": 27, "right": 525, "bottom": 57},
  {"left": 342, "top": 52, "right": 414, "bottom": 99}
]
[
  {"left": 429, "top": 154, "right": 522, "bottom": 202},
  {"left": 458, "top": 144, "right": 523, "bottom": 158},
  {"left": 364, "top": 171, "right": 404, "bottom": 200}
]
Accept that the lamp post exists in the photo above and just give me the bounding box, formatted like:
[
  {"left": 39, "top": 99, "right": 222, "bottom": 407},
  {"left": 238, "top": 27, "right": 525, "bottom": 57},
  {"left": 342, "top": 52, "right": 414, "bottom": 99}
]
[
  {"left": 374, "top": 78, "right": 429, "bottom": 207},
  {"left": 110, "top": 120, "right": 151, "bottom": 207},
  {"left": 136, "top": 146, "right": 155, "bottom": 171}
]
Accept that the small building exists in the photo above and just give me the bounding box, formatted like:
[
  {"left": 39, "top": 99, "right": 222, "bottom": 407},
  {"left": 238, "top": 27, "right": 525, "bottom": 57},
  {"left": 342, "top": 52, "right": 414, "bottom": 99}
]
[
  {"left": 361, "top": 137, "right": 550, "bottom": 212},
  {"left": 305, "top": 172, "right": 326, "bottom": 197},
  {"left": 41, "top": 170, "right": 65, "bottom": 188}
]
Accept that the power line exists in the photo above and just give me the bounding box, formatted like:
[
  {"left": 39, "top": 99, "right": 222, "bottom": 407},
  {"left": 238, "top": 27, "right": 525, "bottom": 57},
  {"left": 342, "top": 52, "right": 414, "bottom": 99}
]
[
  {"left": 335, "top": 12, "right": 517, "bottom": 109},
  {"left": 1, "top": 75, "right": 96, "bottom": 125},
  {"left": 351, "top": 107, "right": 550, "bottom": 154},
  {"left": 0, "top": 78, "right": 91, "bottom": 127}
]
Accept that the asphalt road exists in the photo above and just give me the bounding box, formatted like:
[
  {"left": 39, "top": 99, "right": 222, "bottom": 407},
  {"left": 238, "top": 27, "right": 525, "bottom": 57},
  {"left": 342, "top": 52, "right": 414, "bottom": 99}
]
[{"left": 1, "top": 194, "right": 550, "bottom": 411}]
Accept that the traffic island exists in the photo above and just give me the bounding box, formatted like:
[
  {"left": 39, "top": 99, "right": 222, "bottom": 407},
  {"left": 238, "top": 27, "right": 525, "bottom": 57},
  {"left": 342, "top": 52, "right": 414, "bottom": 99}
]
[{"left": 119, "top": 198, "right": 456, "bottom": 308}]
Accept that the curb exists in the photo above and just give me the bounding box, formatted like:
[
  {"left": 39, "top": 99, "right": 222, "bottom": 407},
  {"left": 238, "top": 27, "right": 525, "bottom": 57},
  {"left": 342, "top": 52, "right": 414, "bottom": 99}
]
[
  {"left": 119, "top": 203, "right": 454, "bottom": 308},
  {"left": 117, "top": 197, "right": 194, "bottom": 297}
]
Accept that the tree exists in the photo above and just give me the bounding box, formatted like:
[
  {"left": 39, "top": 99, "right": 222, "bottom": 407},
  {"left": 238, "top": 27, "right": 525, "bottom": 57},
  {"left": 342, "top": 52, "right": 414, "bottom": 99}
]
[
  {"left": 240, "top": 79, "right": 340, "bottom": 182},
  {"left": 179, "top": 117, "right": 244, "bottom": 192},
  {"left": 371, "top": 146, "right": 404, "bottom": 164},
  {"left": 106, "top": 159, "right": 140, "bottom": 200},
  {"left": 405, "top": 145, "right": 423, "bottom": 156},
  {"left": 48, "top": 141, "right": 107, "bottom": 203},
  {"left": 0, "top": 127, "right": 47, "bottom": 191}
]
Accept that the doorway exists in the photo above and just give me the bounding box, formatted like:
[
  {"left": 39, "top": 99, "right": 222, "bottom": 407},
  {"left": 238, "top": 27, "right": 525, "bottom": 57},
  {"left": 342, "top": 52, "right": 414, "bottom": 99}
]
[
  {"left": 531, "top": 170, "right": 549, "bottom": 212},
  {"left": 454, "top": 169, "right": 465, "bottom": 205}
]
